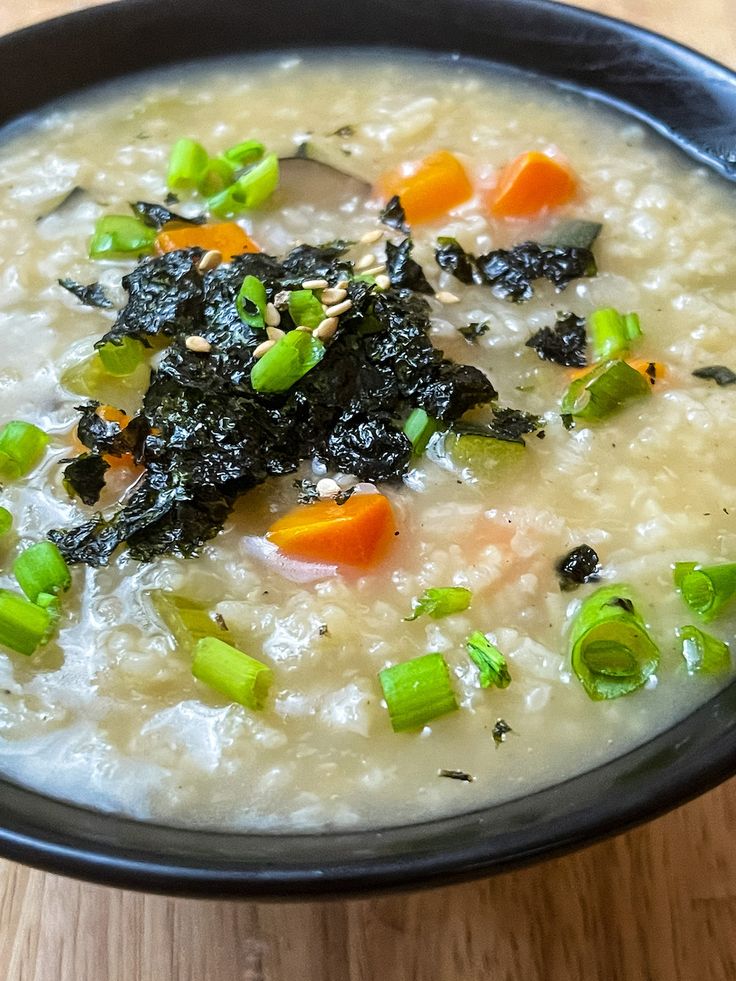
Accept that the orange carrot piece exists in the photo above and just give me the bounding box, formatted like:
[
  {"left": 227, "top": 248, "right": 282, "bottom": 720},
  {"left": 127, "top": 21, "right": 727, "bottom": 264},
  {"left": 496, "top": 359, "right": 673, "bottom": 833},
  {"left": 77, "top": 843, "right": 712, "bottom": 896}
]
[
  {"left": 155, "top": 222, "right": 260, "bottom": 261},
  {"left": 376, "top": 150, "right": 473, "bottom": 225},
  {"left": 488, "top": 151, "right": 577, "bottom": 218},
  {"left": 628, "top": 359, "right": 666, "bottom": 385},
  {"left": 266, "top": 493, "right": 397, "bottom": 567}
]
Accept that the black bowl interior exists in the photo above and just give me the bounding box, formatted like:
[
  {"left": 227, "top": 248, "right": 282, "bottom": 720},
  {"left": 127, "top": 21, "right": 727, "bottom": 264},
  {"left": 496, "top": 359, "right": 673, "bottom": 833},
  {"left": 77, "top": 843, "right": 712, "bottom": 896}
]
[{"left": 1, "top": 0, "right": 735, "bottom": 897}]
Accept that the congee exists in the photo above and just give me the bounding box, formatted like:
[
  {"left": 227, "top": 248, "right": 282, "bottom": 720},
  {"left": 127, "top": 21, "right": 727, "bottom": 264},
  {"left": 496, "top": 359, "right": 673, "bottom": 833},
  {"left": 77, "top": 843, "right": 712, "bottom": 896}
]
[{"left": 0, "top": 54, "right": 734, "bottom": 830}]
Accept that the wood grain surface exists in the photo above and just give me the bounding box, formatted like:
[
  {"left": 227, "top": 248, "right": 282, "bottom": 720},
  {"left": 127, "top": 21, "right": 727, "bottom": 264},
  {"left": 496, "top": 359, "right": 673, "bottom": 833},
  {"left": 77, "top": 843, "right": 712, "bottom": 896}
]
[{"left": 1, "top": 2, "right": 735, "bottom": 979}]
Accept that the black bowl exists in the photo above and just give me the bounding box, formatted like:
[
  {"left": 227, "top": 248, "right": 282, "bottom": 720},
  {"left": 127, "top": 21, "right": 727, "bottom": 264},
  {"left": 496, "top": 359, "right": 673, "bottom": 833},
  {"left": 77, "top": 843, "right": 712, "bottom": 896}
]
[{"left": 1, "top": 0, "right": 736, "bottom": 898}]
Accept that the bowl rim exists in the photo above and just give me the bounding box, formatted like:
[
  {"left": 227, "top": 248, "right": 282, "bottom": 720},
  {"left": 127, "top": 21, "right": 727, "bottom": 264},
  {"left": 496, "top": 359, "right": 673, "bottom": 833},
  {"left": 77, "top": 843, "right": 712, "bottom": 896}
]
[{"left": 0, "top": 0, "right": 735, "bottom": 898}]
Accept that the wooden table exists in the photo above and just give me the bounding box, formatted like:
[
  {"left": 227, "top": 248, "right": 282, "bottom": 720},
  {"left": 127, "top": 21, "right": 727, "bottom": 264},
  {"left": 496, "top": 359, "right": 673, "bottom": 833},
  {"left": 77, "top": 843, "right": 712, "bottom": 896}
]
[{"left": 1, "top": 2, "right": 736, "bottom": 978}]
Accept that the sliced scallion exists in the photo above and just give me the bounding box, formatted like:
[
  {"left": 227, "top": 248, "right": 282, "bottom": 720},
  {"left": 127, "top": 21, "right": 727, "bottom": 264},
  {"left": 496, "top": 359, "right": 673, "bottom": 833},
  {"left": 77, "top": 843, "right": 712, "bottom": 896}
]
[
  {"left": 569, "top": 585, "right": 659, "bottom": 700},
  {"left": 0, "top": 421, "right": 49, "bottom": 480},
  {"left": 403, "top": 408, "right": 439, "bottom": 457},
  {"left": 97, "top": 336, "right": 147, "bottom": 376},
  {"left": 208, "top": 152, "right": 279, "bottom": 217},
  {"left": 405, "top": 587, "right": 472, "bottom": 622},
  {"left": 446, "top": 431, "right": 525, "bottom": 479},
  {"left": 677, "top": 624, "right": 731, "bottom": 675},
  {"left": 287, "top": 289, "right": 324, "bottom": 330},
  {"left": 673, "top": 561, "right": 736, "bottom": 622},
  {"left": 589, "top": 307, "right": 642, "bottom": 362},
  {"left": 223, "top": 140, "right": 265, "bottom": 168},
  {"left": 250, "top": 329, "right": 325, "bottom": 393},
  {"left": 198, "top": 156, "right": 235, "bottom": 197},
  {"left": 561, "top": 359, "right": 651, "bottom": 422},
  {"left": 0, "top": 506, "right": 11, "bottom": 537},
  {"left": 466, "top": 631, "right": 511, "bottom": 689},
  {"left": 0, "top": 588, "right": 53, "bottom": 656},
  {"left": 13, "top": 541, "right": 71, "bottom": 603},
  {"left": 379, "top": 652, "right": 458, "bottom": 732},
  {"left": 192, "top": 636, "right": 273, "bottom": 710},
  {"left": 167, "top": 138, "right": 209, "bottom": 191},
  {"left": 237, "top": 275, "right": 267, "bottom": 329},
  {"left": 89, "top": 215, "right": 156, "bottom": 260},
  {"left": 149, "top": 590, "right": 230, "bottom": 651}
]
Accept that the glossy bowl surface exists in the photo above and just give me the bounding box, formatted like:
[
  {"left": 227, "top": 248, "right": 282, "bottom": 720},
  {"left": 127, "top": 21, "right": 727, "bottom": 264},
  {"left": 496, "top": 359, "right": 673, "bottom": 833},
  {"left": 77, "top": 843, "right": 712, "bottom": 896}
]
[{"left": 1, "top": 0, "right": 736, "bottom": 897}]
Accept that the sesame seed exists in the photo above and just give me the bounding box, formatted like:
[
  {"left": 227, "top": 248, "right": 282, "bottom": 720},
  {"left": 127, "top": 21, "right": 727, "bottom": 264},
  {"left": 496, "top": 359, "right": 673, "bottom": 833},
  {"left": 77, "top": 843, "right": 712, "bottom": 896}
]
[
  {"left": 336, "top": 279, "right": 350, "bottom": 289},
  {"left": 360, "top": 229, "right": 383, "bottom": 245},
  {"left": 266, "top": 326, "right": 285, "bottom": 342},
  {"left": 253, "top": 339, "right": 276, "bottom": 359},
  {"left": 301, "top": 278, "right": 329, "bottom": 290},
  {"left": 435, "top": 290, "right": 460, "bottom": 304},
  {"left": 184, "top": 335, "right": 212, "bottom": 353},
  {"left": 362, "top": 264, "right": 387, "bottom": 277},
  {"left": 320, "top": 287, "right": 347, "bottom": 305},
  {"left": 197, "top": 250, "right": 222, "bottom": 274},
  {"left": 374, "top": 274, "right": 391, "bottom": 290},
  {"left": 264, "top": 302, "right": 281, "bottom": 327},
  {"left": 356, "top": 253, "right": 376, "bottom": 270},
  {"left": 313, "top": 317, "right": 339, "bottom": 341},
  {"left": 295, "top": 325, "right": 313, "bottom": 332},
  {"left": 323, "top": 298, "right": 353, "bottom": 318},
  {"left": 273, "top": 290, "right": 291, "bottom": 308},
  {"left": 316, "top": 477, "right": 341, "bottom": 499}
]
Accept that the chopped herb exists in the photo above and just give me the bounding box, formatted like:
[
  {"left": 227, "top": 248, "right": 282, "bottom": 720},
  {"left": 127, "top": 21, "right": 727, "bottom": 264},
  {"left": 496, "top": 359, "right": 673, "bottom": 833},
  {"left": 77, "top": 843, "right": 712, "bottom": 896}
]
[
  {"left": 561, "top": 359, "right": 651, "bottom": 421},
  {"left": 130, "top": 201, "right": 206, "bottom": 231},
  {"left": 236, "top": 275, "right": 267, "bottom": 329},
  {"left": 526, "top": 312, "right": 586, "bottom": 367},
  {"left": 89, "top": 215, "right": 156, "bottom": 260},
  {"left": 287, "top": 289, "right": 325, "bottom": 330},
  {"left": 58, "top": 278, "right": 114, "bottom": 309},
  {"left": 379, "top": 195, "right": 408, "bottom": 233},
  {"left": 466, "top": 631, "right": 511, "bottom": 689},
  {"left": 379, "top": 652, "right": 458, "bottom": 732},
  {"left": 385, "top": 238, "right": 434, "bottom": 294},
  {"left": 403, "top": 407, "right": 439, "bottom": 456},
  {"left": 0, "top": 589, "right": 54, "bottom": 656},
  {"left": 250, "top": 329, "right": 325, "bottom": 393},
  {"left": 192, "top": 636, "right": 273, "bottom": 710},
  {"left": 491, "top": 718, "right": 513, "bottom": 746},
  {"left": 673, "top": 561, "right": 736, "bottom": 622},
  {"left": 438, "top": 768, "right": 474, "bottom": 782},
  {"left": 13, "top": 541, "right": 71, "bottom": 604},
  {"left": 0, "top": 506, "right": 12, "bottom": 537},
  {"left": 677, "top": 624, "right": 731, "bottom": 675},
  {"left": 458, "top": 321, "right": 490, "bottom": 342},
  {"left": 0, "top": 421, "right": 49, "bottom": 480},
  {"left": 556, "top": 544, "right": 601, "bottom": 591},
  {"left": 542, "top": 218, "right": 602, "bottom": 250},
  {"left": 405, "top": 586, "right": 472, "bottom": 621},
  {"left": 61, "top": 452, "right": 110, "bottom": 506},
  {"left": 692, "top": 365, "right": 736, "bottom": 386},
  {"left": 588, "top": 307, "right": 642, "bottom": 362},
  {"left": 149, "top": 590, "right": 230, "bottom": 650},
  {"left": 434, "top": 237, "right": 475, "bottom": 284}
]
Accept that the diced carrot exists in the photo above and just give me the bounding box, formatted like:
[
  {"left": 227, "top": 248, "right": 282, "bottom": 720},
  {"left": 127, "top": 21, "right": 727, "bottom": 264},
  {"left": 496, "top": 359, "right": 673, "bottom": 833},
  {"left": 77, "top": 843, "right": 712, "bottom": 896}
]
[
  {"left": 376, "top": 150, "right": 473, "bottom": 225},
  {"left": 628, "top": 359, "right": 666, "bottom": 385},
  {"left": 488, "top": 151, "right": 577, "bottom": 218},
  {"left": 155, "top": 222, "right": 260, "bottom": 261},
  {"left": 266, "top": 492, "right": 397, "bottom": 567}
]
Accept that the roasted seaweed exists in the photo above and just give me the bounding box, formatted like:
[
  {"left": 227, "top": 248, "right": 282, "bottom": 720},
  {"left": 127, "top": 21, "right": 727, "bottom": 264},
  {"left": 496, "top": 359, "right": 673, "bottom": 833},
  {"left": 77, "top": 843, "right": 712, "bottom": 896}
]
[
  {"left": 385, "top": 239, "right": 434, "bottom": 294},
  {"left": 61, "top": 453, "right": 110, "bottom": 506},
  {"left": 526, "top": 312, "right": 587, "bottom": 367},
  {"left": 692, "top": 365, "right": 736, "bottom": 386},
  {"left": 131, "top": 201, "right": 206, "bottom": 230},
  {"left": 556, "top": 544, "right": 601, "bottom": 591},
  {"left": 434, "top": 237, "right": 475, "bottom": 285},
  {"left": 379, "top": 195, "right": 409, "bottom": 233},
  {"left": 58, "top": 278, "right": 114, "bottom": 309}
]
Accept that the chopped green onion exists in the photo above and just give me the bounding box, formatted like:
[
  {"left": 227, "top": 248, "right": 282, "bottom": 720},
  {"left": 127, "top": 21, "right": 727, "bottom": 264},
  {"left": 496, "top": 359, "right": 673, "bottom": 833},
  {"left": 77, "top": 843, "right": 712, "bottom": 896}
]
[
  {"left": 569, "top": 585, "right": 659, "bottom": 700},
  {"left": 0, "top": 421, "right": 49, "bottom": 480},
  {"left": 167, "top": 138, "right": 209, "bottom": 191},
  {"left": 198, "top": 156, "right": 235, "bottom": 197},
  {"left": 561, "top": 359, "right": 651, "bottom": 422},
  {"left": 466, "top": 631, "right": 511, "bottom": 689},
  {"left": 61, "top": 353, "right": 150, "bottom": 406},
  {"left": 222, "top": 140, "right": 265, "bottom": 167},
  {"left": 673, "top": 561, "right": 736, "bottom": 622},
  {"left": 192, "top": 636, "right": 273, "bottom": 710},
  {"left": 250, "top": 329, "right": 325, "bottom": 394},
  {"left": 35, "top": 591, "right": 61, "bottom": 622},
  {"left": 379, "top": 652, "right": 458, "bottom": 732},
  {"left": 405, "top": 587, "right": 472, "bottom": 622},
  {"left": 677, "top": 624, "right": 731, "bottom": 675},
  {"left": 287, "top": 289, "right": 324, "bottom": 330},
  {"left": 97, "top": 336, "right": 147, "bottom": 376},
  {"left": 89, "top": 215, "right": 156, "bottom": 260},
  {"left": 445, "top": 431, "right": 525, "bottom": 479},
  {"left": 403, "top": 408, "right": 439, "bottom": 456},
  {"left": 0, "top": 588, "right": 53, "bottom": 656},
  {"left": 208, "top": 152, "right": 279, "bottom": 217},
  {"left": 0, "top": 506, "right": 11, "bottom": 537},
  {"left": 237, "top": 275, "right": 267, "bottom": 328},
  {"left": 13, "top": 541, "right": 71, "bottom": 603},
  {"left": 149, "top": 590, "right": 230, "bottom": 651},
  {"left": 589, "top": 308, "right": 642, "bottom": 362}
]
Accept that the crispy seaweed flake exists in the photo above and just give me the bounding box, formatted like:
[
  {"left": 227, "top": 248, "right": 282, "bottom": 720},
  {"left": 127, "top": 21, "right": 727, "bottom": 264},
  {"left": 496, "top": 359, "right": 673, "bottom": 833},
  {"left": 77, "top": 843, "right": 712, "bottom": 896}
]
[
  {"left": 526, "top": 311, "right": 587, "bottom": 367},
  {"left": 475, "top": 242, "right": 596, "bottom": 301},
  {"left": 556, "top": 544, "right": 601, "bottom": 591},
  {"left": 58, "top": 278, "right": 114, "bottom": 309},
  {"left": 458, "top": 321, "right": 490, "bottom": 342},
  {"left": 379, "top": 195, "right": 408, "bottom": 233},
  {"left": 692, "top": 365, "right": 736, "bottom": 386},
  {"left": 61, "top": 453, "right": 110, "bottom": 506},
  {"left": 131, "top": 201, "right": 206, "bottom": 231},
  {"left": 492, "top": 718, "right": 513, "bottom": 746},
  {"left": 385, "top": 238, "right": 434, "bottom": 294},
  {"left": 438, "top": 769, "right": 475, "bottom": 782},
  {"left": 435, "top": 237, "right": 476, "bottom": 285}
]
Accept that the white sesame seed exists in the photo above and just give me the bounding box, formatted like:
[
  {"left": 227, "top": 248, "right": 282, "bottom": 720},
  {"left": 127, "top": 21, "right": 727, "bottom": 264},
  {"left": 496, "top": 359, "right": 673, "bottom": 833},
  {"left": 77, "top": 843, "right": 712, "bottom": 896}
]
[
  {"left": 323, "top": 298, "right": 353, "bottom": 318},
  {"left": 253, "top": 339, "right": 276, "bottom": 359},
  {"left": 265, "top": 302, "right": 281, "bottom": 327},
  {"left": 356, "top": 253, "right": 376, "bottom": 270},
  {"left": 362, "top": 264, "right": 387, "bottom": 277},
  {"left": 374, "top": 274, "right": 391, "bottom": 290},
  {"left": 273, "top": 290, "right": 291, "bottom": 308},
  {"left": 295, "top": 325, "right": 313, "bottom": 332},
  {"left": 320, "top": 287, "right": 347, "bottom": 305},
  {"left": 359, "top": 229, "right": 383, "bottom": 245},
  {"left": 266, "top": 326, "right": 285, "bottom": 342},
  {"left": 435, "top": 290, "right": 461, "bottom": 304},
  {"left": 316, "top": 477, "right": 341, "bottom": 499},
  {"left": 313, "top": 317, "right": 339, "bottom": 341},
  {"left": 184, "top": 335, "right": 212, "bottom": 353},
  {"left": 336, "top": 279, "right": 350, "bottom": 290},
  {"left": 196, "top": 249, "right": 222, "bottom": 273},
  {"left": 301, "top": 278, "right": 329, "bottom": 290}
]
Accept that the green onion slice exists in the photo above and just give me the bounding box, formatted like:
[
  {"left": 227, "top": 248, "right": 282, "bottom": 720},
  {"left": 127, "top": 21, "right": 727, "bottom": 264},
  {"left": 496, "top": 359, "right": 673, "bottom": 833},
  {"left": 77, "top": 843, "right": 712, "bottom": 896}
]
[
  {"left": 287, "top": 289, "right": 324, "bottom": 330},
  {"left": 561, "top": 359, "right": 651, "bottom": 422},
  {"left": 445, "top": 431, "right": 525, "bottom": 479},
  {"left": 379, "top": 652, "right": 458, "bottom": 732},
  {"left": 222, "top": 140, "right": 265, "bottom": 168},
  {"left": 97, "top": 337, "right": 147, "bottom": 376},
  {"left": 588, "top": 308, "right": 642, "bottom": 362},
  {"left": 208, "top": 152, "right": 279, "bottom": 217},
  {"left": 237, "top": 275, "right": 267, "bottom": 328},
  {"left": 250, "top": 329, "right": 325, "bottom": 394},
  {"left": 466, "top": 631, "right": 511, "bottom": 689},
  {"left": 13, "top": 541, "right": 71, "bottom": 603},
  {"left": 167, "top": 138, "right": 209, "bottom": 191},
  {"left": 198, "top": 157, "right": 235, "bottom": 197},
  {"left": 0, "top": 421, "right": 49, "bottom": 480},
  {"left": 192, "top": 636, "right": 273, "bottom": 710},
  {"left": 569, "top": 585, "right": 659, "bottom": 700},
  {"left": 404, "top": 408, "right": 439, "bottom": 457},
  {"left": 405, "top": 587, "right": 472, "bottom": 622},
  {"left": 0, "top": 506, "right": 11, "bottom": 537},
  {"left": 673, "top": 561, "right": 736, "bottom": 622},
  {"left": 149, "top": 590, "right": 230, "bottom": 651},
  {"left": 89, "top": 215, "right": 156, "bottom": 260},
  {"left": 677, "top": 624, "right": 731, "bottom": 675},
  {"left": 0, "top": 588, "right": 54, "bottom": 656}
]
